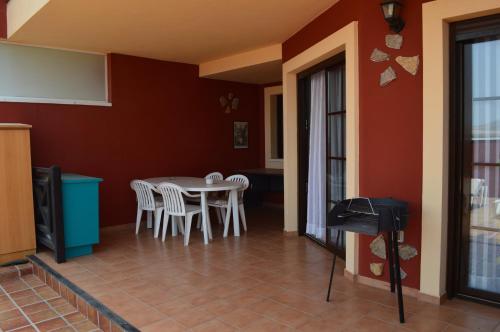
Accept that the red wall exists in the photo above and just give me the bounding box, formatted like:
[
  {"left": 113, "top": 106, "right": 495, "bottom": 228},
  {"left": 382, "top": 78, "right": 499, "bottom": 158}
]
[
  {"left": 0, "top": 54, "right": 262, "bottom": 227},
  {"left": 0, "top": 0, "right": 6, "bottom": 38},
  {"left": 282, "top": 0, "right": 360, "bottom": 62},
  {"left": 283, "top": 0, "right": 431, "bottom": 289}
]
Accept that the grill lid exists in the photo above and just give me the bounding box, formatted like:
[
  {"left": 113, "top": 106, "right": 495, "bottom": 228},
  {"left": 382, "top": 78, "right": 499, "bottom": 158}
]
[{"left": 327, "top": 197, "right": 409, "bottom": 236}]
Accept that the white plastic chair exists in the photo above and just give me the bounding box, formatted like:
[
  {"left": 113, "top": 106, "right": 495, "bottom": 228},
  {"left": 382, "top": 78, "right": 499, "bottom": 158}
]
[
  {"left": 205, "top": 172, "right": 223, "bottom": 181},
  {"left": 193, "top": 172, "right": 222, "bottom": 228},
  {"left": 156, "top": 182, "right": 202, "bottom": 245},
  {"left": 225, "top": 174, "right": 249, "bottom": 232},
  {"left": 204, "top": 174, "right": 249, "bottom": 237},
  {"left": 195, "top": 172, "right": 225, "bottom": 226},
  {"left": 471, "top": 178, "right": 488, "bottom": 208},
  {"left": 130, "top": 180, "right": 163, "bottom": 235},
  {"left": 205, "top": 172, "right": 225, "bottom": 225}
]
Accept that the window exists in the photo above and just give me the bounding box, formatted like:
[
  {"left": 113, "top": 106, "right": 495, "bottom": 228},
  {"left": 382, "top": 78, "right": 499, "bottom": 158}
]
[
  {"left": 0, "top": 42, "right": 109, "bottom": 106},
  {"left": 270, "top": 94, "right": 284, "bottom": 159},
  {"left": 326, "top": 63, "right": 346, "bottom": 213},
  {"left": 265, "top": 85, "right": 283, "bottom": 169}
]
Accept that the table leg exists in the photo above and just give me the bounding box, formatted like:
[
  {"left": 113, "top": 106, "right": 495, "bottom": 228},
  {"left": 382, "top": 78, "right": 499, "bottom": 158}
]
[
  {"left": 223, "top": 203, "right": 231, "bottom": 238},
  {"left": 207, "top": 208, "right": 213, "bottom": 240},
  {"left": 231, "top": 189, "right": 240, "bottom": 236},
  {"left": 201, "top": 192, "right": 209, "bottom": 245}
]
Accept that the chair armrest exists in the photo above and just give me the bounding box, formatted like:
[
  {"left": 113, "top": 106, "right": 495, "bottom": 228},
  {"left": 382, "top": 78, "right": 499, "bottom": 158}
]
[{"left": 183, "top": 191, "right": 201, "bottom": 198}]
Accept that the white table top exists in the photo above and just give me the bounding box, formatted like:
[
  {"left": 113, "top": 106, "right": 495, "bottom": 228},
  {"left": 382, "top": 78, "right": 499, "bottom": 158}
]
[{"left": 143, "top": 176, "right": 241, "bottom": 192}]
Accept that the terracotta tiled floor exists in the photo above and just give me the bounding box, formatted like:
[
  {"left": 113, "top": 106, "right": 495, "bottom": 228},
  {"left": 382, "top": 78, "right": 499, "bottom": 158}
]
[
  {"left": 36, "top": 207, "right": 500, "bottom": 331},
  {"left": 0, "top": 274, "right": 100, "bottom": 332}
]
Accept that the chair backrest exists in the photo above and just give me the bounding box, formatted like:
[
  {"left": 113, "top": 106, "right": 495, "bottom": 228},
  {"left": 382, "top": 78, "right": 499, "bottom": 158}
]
[
  {"left": 130, "top": 180, "right": 156, "bottom": 211},
  {"left": 156, "top": 182, "right": 186, "bottom": 216},
  {"left": 471, "top": 178, "right": 485, "bottom": 196},
  {"left": 205, "top": 172, "right": 223, "bottom": 181},
  {"left": 226, "top": 174, "right": 249, "bottom": 200}
]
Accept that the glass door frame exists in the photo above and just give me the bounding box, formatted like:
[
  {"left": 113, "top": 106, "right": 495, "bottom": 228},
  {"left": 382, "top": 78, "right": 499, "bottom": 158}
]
[
  {"left": 297, "top": 52, "right": 346, "bottom": 258},
  {"left": 448, "top": 13, "right": 500, "bottom": 306}
]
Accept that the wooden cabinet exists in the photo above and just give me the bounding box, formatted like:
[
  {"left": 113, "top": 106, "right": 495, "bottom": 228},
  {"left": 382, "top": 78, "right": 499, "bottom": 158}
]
[{"left": 0, "top": 124, "right": 36, "bottom": 264}]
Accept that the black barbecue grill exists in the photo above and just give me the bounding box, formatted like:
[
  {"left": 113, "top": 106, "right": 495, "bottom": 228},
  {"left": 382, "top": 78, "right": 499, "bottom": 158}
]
[
  {"left": 328, "top": 198, "right": 408, "bottom": 236},
  {"left": 326, "top": 197, "right": 409, "bottom": 323}
]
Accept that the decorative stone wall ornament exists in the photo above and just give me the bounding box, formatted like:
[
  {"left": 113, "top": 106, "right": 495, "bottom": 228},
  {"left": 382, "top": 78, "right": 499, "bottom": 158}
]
[
  {"left": 385, "top": 34, "right": 403, "bottom": 49},
  {"left": 398, "top": 244, "right": 418, "bottom": 261},
  {"left": 231, "top": 97, "right": 240, "bottom": 110},
  {"left": 219, "top": 93, "right": 239, "bottom": 114},
  {"left": 400, "top": 268, "right": 407, "bottom": 280},
  {"left": 370, "top": 48, "right": 390, "bottom": 62},
  {"left": 396, "top": 55, "right": 420, "bottom": 76},
  {"left": 369, "top": 234, "right": 386, "bottom": 259},
  {"left": 380, "top": 66, "right": 396, "bottom": 87},
  {"left": 370, "top": 263, "right": 384, "bottom": 277}
]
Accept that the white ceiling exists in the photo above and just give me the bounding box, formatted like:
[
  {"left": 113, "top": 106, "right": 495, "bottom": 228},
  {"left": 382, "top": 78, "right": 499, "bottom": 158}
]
[{"left": 8, "top": 0, "right": 339, "bottom": 65}]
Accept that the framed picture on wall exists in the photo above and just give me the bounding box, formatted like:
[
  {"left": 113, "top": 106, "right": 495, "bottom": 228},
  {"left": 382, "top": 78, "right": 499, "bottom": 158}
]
[{"left": 233, "top": 121, "right": 248, "bottom": 149}]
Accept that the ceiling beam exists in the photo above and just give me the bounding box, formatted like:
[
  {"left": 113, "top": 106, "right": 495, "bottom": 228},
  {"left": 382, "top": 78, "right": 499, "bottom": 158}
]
[
  {"left": 7, "top": 0, "right": 49, "bottom": 38},
  {"left": 199, "top": 44, "right": 282, "bottom": 78}
]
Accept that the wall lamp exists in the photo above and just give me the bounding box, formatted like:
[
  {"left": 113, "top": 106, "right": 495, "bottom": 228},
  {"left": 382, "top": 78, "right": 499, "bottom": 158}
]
[{"left": 380, "top": 0, "right": 405, "bottom": 33}]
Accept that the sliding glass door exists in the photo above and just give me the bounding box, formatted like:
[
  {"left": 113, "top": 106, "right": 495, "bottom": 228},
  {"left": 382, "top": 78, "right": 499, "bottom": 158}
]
[
  {"left": 326, "top": 62, "right": 346, "bottom": 251},
  {"left": 298, "top": 53, "right": 346, "bottom": 256},
  {"left": 450, "top": 15, "right": 500, "bottom": 304}
]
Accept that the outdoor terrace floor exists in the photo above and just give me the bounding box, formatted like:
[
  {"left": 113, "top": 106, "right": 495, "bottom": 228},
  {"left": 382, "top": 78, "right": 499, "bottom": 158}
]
[
  {"left": 35, "top": 207, "right": 500, "bottom": 332},
  {"left": 0, "top": 274, "right": 100, "bottom": 332}
]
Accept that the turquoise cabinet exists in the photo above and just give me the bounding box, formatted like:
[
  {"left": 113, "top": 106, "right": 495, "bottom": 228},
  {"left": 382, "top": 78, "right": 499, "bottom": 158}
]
[{"left": 61, "top": 174, "right": 103, "bottom": 259}]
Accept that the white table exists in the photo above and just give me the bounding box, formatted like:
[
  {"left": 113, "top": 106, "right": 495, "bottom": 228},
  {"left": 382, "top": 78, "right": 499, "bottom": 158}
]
[{"left": 143, "top": 177, "right": 242, "bottom": 244}]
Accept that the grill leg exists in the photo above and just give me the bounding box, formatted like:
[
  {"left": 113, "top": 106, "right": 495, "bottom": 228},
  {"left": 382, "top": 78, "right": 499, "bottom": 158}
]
[
  {"left": 392, "top": 231, "right": 405, "bottom": 323},
  {"left": 326, "top": 230, "right": 341, "bottom": 302},
  {"left": 387, "top": 232, "right": 395, "bottom": 293}
]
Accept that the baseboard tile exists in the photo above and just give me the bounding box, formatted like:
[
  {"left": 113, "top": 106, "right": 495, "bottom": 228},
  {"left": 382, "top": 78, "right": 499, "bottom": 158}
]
[
  {"left": 100, "top": 223, "right": 135, "bottom": 233},
  {"left": 343, "top": 269, "right": 446, "bottom": 304},
  {"left": 343, "top": 268, "right": 357, "bottom": 282},
  {"left": 417, "top": 291, "right": 447, "bottom": 305},
  {"left": 356, "top": 274, "right": 420, "bottom": 298}
]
